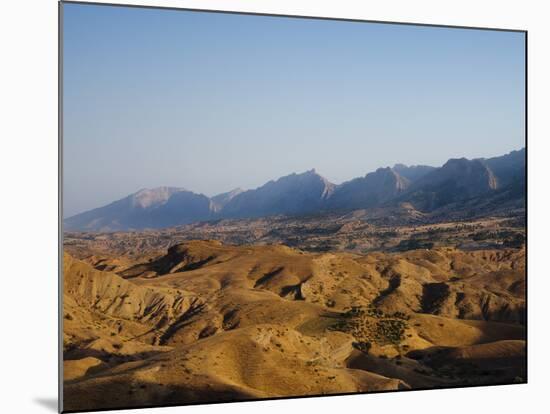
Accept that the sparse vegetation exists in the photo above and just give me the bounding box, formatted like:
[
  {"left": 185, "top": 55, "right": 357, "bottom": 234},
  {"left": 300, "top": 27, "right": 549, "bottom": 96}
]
[{"left": 330, "top": 306, "right": 408, "bottom": 346}]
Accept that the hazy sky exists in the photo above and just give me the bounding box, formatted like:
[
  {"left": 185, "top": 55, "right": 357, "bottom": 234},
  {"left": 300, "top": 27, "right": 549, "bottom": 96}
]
[{"left": 63, "top": 3, "right": 525, "bottom": 217}]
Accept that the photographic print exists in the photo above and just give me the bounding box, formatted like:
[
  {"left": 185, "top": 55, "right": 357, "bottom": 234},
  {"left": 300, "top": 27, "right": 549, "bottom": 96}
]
[{"left": 61, "top": 2, "right": 526, "bottom": 412}]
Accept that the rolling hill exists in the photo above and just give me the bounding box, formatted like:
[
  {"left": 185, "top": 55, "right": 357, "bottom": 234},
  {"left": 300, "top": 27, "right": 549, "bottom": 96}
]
[{"left": 63, "top": 240, "right": 526, "bottom": 411}]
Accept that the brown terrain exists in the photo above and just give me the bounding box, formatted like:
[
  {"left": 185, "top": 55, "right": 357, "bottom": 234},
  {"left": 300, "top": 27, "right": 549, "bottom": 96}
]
[
  {"left": 65, "top": 206, "right": 525, "bottom": 256},
  {"left": 63, "top": 215, "right": 526, "bottom": 412}
]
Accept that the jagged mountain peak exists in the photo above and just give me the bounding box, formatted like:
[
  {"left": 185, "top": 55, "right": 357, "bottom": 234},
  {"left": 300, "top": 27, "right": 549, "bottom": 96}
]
[
  {"left": 368, "top": 167, "right": 410, "bottom": 189},
  {"left": 392, "top": 163, "right": 436, "bottom": 182},
  {"left": 220, "top": 169, "right": 336, "bottom": 218},
  {"left": 439, "top": 158, "right": 498, "bottom": 189},
  {"left": 131, "top": 187, "right": 187, "bottom": 209},
  {"left": 210, "top": 188, "right": 245, "bottom": 212}
]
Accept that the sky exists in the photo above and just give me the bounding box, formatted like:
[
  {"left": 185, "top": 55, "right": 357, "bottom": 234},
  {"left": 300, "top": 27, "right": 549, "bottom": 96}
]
[{"left": 62, "top": 3, "right": 525, "bottom": 217}]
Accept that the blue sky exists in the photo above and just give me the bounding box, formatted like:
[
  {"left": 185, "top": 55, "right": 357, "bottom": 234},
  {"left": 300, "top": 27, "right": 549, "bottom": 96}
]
[{"left": 62, "top": 3, "right": 525, "bottom": 217}]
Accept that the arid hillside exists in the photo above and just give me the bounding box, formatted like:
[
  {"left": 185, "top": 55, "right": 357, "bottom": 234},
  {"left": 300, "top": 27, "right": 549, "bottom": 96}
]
[{"left": 63, "top": 239, "right": 526, "bottom": 411}]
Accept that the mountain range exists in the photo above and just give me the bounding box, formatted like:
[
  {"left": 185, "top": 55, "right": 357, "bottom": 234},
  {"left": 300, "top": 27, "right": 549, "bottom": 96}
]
[{"left": 64, "top": 148, "right": 525, "bottom": 231}]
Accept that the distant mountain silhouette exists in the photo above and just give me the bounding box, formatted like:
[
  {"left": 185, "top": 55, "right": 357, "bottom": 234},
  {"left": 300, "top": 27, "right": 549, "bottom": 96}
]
[
  {"left": 221, "top": 169, "right": 335, "bottom": 219},
  {"left": 327, "top": 167, "right": 410, "bottom": 210},
  {"left": 401, "top": 158, "right": 498, "bottom": 211},
  {"left": 64, "top": 148, "right": 525, "bottom": 231},
  {"left": 483, "top": 148, "right": 526, "bottom": 188},
  {"left": 64, "top": 187, "right": 211, "bottom": 231},
  {"left": 392, "top": 164, "right": 436, "bottom": 182},
  {"left": 210, "top": 188, "right": 244, "bottom": 213}
]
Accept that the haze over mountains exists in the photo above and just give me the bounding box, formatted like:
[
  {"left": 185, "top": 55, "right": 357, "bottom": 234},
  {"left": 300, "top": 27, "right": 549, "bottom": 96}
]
[{"left": 64, "top": 148, "right": 525, "bottom": 231}]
